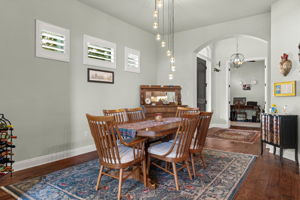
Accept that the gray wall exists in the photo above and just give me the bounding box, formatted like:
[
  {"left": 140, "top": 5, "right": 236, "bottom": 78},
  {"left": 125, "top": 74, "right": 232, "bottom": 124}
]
[
  {"left": 230, "top": 61, "right": 265, "bottom": 108},
  {"left": 0, "top": 0, "right": 157, "bottom": 162},
  {"left": 271, "top": 0, "right": 300, "bottom": 160}
]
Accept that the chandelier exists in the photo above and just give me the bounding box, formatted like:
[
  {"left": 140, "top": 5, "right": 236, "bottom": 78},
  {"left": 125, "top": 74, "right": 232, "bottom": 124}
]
[
  {"left": 230, "top": 38, "right": 245, "bottom": 68},
  {"left": 153, "top": 0, "right": 175, "bottom": 80}
]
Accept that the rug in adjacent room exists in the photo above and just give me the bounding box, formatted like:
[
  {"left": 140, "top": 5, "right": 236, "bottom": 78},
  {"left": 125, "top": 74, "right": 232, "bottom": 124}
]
[
  {"left": 1, "top": 149, "right": 256, "bottom": 200},
  {"left": 208, "top": 128, "right": 260, "bottom": 144}
]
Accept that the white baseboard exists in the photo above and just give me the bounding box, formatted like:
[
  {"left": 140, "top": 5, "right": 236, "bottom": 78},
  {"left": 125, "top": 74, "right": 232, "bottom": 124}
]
[
  {"left": 14, "top": 144, "right": 96, "bottom": 171},
  {"left": 266, "top": 144, "right": 299, "bottom": 164},
  {"left": 210, "top": 123, "right": 230, "bottom": 129}
]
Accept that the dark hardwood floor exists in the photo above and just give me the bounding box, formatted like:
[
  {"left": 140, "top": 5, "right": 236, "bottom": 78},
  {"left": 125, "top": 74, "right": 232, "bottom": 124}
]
[{"left": 0, "top": 127, "right": 299, "bottom": 200}]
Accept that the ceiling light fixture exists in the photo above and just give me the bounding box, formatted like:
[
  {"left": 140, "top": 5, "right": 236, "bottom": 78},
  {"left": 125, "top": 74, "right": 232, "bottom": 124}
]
[
  {"left": 153, "top": 0, "right": 176, "bottom": 80},
  {"left": 230, "top": 37, "right": 245, "bottom": 68}
]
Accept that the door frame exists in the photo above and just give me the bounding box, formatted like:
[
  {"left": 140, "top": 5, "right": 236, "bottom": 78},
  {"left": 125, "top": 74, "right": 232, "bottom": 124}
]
[
  {"left": 225, "top": 57, "right": 269, "bottom": 127},
  {"left": 197, "top": 54, "right": 212, "bottom": 112}
]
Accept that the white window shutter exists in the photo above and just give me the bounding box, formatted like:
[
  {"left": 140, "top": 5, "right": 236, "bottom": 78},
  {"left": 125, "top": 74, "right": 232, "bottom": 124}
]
[
  {"left": 124, "top": 47, "right": 140, "bottom": 73},
  {"left": 36, "top": 20, "right": 70, "bottom": 62},
  {"left": 83, "top": 34, "right": 116, "bottom": 69}
]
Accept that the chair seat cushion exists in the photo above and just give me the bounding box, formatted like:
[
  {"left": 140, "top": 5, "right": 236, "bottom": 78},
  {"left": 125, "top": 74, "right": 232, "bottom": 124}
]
[
  {"left": 103, "top": 145, "right": 138, "bottom": 164},
  {"left": 148, "top": 142, "right": 178, "bottom": 158},
  {"left": 168, "top": 139, "right": 198, "bottom": 149}
]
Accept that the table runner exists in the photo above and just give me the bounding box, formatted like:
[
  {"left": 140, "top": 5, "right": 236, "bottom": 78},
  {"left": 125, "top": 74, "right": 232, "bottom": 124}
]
[{"left": 117, "top": 117, "right": 181, "bottom": 138}]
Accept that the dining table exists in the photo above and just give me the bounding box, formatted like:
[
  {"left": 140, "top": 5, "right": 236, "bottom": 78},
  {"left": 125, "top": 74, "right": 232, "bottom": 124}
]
[{"left": 117, "top": 117, "right": 182, "bottom": 189}]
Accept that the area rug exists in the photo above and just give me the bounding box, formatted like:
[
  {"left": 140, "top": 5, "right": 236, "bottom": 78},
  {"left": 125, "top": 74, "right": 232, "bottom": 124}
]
[
  {"left": 208, "top": 128, "right": 260, "bottom": 144},
  {"left": 1, "top": 149, "right": 256, "bottom": 200}
]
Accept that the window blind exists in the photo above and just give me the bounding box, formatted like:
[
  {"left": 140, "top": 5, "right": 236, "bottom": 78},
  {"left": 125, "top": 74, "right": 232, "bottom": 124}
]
[
  {"left": 127, "top": 53, "right": 139, "bottom": 68},
  {"left": 41, "top": 31, "right": 65, "bottom": 53},
  {"left": 87, "top": 43, "right": 114, "bottom": 63}
]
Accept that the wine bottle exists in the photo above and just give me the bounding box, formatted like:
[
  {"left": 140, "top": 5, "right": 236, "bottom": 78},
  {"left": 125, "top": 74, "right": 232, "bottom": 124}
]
[
  {"left": 6, "top": 144, "right": 15, "bottom": 148},
  {"left": 0, "top": 158, "right": 15, "bottom": 164}
]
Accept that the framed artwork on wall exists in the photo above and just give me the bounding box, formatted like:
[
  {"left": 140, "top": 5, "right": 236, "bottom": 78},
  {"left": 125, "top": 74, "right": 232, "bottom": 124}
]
[
  {"left": 274, "top": 81, "right": 296, "bottom": 97},
  {"left": 87, "top": 68, "right": 114, "bottom": 84}
]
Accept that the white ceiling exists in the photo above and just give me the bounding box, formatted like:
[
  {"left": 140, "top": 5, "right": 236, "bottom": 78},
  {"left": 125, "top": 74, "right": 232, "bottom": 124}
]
[{"left": 78, "top": 0, "right": 277, "bottom": 33}]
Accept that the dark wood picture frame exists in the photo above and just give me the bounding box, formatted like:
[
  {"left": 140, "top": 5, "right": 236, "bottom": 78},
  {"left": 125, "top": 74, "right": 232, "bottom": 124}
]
[{"left": 87, "top": 68, "right": 114, "bottom": 84}]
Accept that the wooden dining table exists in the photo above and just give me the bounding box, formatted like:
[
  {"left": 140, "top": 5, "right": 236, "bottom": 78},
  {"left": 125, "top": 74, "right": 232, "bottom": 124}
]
[{"left": 117, "top": 117, "right": 182, "bottom": 188}]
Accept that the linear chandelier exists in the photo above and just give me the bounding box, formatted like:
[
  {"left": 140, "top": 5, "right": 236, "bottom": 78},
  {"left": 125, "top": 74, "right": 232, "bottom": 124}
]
[{"left": 153, "top": 0, "right": 175, "bottom": 80}]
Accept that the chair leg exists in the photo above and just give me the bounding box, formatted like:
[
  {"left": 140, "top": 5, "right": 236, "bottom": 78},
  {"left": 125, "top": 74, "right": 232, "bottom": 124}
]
[
  {"left": 147, "top": 155, "right": 151, "bottom": 175},
  {"left": 200, "top": 153, "right": 207, "bottom": 168},
  {"left": 172, "top": 162, "right": 180, "bottom": 190},
  {"left": 142, "top": 159, "right": 147, "bottom": 187},
  {"left": 117, "top": 169, "right": 123, "bottom": 200},
  {"left": 185, "top": 161, "right": 193, "bottom": 180},
  {"left": 191, "top": 154, "right": 196, "bottom": 178},
  {"left": 95, "top": 165, "right": 104, "bottom": 190}
]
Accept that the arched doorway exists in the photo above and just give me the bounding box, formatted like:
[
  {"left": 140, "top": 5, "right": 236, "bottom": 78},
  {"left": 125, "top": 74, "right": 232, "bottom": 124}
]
[{"left": 193, "top": 34, "right": 269, "bottom": 127}]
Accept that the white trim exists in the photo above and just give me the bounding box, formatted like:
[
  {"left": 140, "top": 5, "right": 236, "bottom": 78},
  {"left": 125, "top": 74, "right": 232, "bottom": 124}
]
[
  {"left": 124, "top": 46, "right": 140, "bottom": 73},
  {"left": 35, "top": 20, "right": 70, "bottom": 62},
  {"left": 266, "top": 145, "right": 300, "bottom": 167},
  {"left": 14, "top": 144, "right": 96, "bottom": 171}
]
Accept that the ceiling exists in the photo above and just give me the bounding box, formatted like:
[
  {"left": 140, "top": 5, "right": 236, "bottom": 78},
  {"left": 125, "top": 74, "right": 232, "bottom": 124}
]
[{"left": 78, "top": 0, "right": 277, "bottom": 33}]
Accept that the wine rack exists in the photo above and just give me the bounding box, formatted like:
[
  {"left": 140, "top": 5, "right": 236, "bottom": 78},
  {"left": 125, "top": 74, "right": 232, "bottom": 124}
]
[
  {"left": 261, "top": 113, "right": 298, "bottom": 165},
  {"left": 0, "top": 114, "right": 16, "bottom": 177}
]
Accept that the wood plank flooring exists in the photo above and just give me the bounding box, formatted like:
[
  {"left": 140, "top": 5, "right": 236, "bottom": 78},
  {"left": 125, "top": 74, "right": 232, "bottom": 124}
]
[{"left": 0, "top": 127, "right": 299, "bottom": 200}]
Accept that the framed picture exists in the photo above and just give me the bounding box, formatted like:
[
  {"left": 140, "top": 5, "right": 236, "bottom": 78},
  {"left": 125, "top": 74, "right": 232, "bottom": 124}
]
[
  {"left": 274, "top": 81, "right": 296, "bottom": 97},
  {"left": 233, "top": 97, "right": 246, "bottom": 105},
  {"left": 242, "top": 84, "right": 251, "bottom": 90},
  {"left": 87, "top": 68, "right": 114, "bottom": 84}
]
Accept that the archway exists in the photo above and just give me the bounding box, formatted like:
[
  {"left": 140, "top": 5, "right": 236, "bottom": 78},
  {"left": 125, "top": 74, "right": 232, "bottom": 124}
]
[{"left": 192, "top": 34, "right": 269, "bottom": 127}]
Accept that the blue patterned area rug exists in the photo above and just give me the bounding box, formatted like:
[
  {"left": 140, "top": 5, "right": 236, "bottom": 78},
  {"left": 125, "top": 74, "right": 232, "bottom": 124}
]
[{"left": 2, "top": 149, "right": 256, "bottom": 200}]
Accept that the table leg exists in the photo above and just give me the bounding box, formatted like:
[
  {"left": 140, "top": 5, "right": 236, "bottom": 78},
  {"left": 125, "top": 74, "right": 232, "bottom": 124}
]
[
  {"left": 280, "top": 148, "right": 283, "bottom": 161},
  {"left": 273, "top": 146, "right": 276, "bottom": 155},
  {"left": 144, "top": 141, "right": 156, "bottom": 189}
]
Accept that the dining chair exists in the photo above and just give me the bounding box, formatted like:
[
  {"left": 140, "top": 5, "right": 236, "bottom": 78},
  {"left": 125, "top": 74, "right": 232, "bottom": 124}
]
[
  {"left": 103, "top": 109, "right": 129, "bottom": 124},
  {"left": 175, "top": 107, "right": 200, "bottom": 118},
  {"left": 147, "top": 113, "right": 199, "bottom": 190},
  {"left": 190, "top": 112, "right": 213, "bottom": 177},
  {"left": 126, "top": 107, "right": 145, "bottom": 122},
  {"left": 86, "top": 114, "right": 147, "bottom": 200}
]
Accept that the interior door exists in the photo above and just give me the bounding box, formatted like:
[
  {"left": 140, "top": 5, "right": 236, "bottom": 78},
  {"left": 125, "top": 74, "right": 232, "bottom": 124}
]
[{"left": 197, "top": 57, "right": 207, "bottom": 111}]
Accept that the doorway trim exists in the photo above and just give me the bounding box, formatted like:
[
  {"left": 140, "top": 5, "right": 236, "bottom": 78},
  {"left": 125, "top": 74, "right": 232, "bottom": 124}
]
[
  {"left": 225, "top": 57, "right": 269, "bottom": 127},
  {"left": 197, "top": 51, "right": 212, "bottom": 112}
]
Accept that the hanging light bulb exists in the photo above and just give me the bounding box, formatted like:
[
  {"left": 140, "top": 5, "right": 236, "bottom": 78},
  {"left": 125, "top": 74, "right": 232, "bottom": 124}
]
[
  {"left": 156, "top": 33, "right": 161, "bottom": 41},
  {"left": 171, "top": 65, "right": 176, "bottom": 72},
  {"left": 157, "top": 0, "right": 163, "bottom": 8},
  {"left": 170, "top": 56, "right": 175, "bottom": 64},
  {"left": 153, "top": 10, "right": 158, "bottom": 18},
  {"left": 166, "top": 50, "right": 171, "bottom": 57},
  {"left": 153, "top": 22, "right": 158, "bottom": 29},
  {"left": 168, "top": 73, "right": 174, "bottom": 80},
  {"left": 161, "top": 41, "right": 166, "bottom": 48}
]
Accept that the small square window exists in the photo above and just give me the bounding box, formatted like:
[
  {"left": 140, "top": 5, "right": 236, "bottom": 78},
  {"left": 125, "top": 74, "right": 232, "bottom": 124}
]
[
  {"left": 36, "top": 20, "right": 70, "bottom": 62},
  {"left": 83, "top": 34, "right": 116, "bottom": 69},
  {"left": 125, "top": 47, "right": 140, "bottom": 73}
]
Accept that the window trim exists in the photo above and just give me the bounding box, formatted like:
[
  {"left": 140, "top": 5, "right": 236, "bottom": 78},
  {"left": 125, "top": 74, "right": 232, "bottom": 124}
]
[
  {"left": 35, "top": 20, "right": 70, "bottom": 62},
  {"left": 124, "top": 47, "right": 140, "bottom": 73},
  {"left": 83, "top": 34, "right": 116, "bottom": 69}
]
